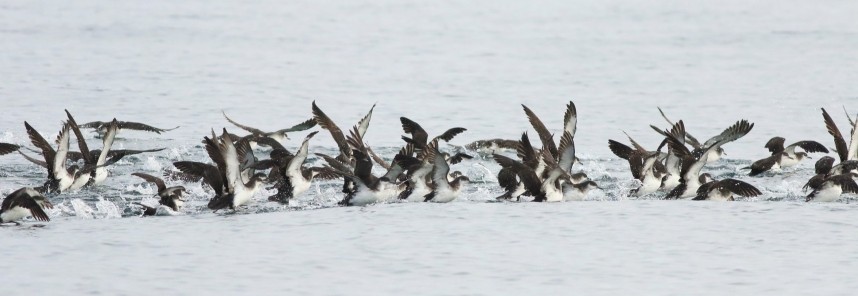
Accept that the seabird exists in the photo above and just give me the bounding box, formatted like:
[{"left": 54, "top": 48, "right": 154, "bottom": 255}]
[
  {"left": 492, "top": 153, "right": 551, "bottom": 201},
  {"left": 664, "top": 120, "right": 754, "bottom": 199},
  {"left": 323, "top": 166, "right": 391, "bottom": 206},
  {"left": 494, "top": 132, "right": 541, "bottom": 201},
  {"left": 25, "top": 121, "right": 80, "bottom": 193},
  {"left": 657, "top": 107, "right": 752, "bottom": 163},
  {"left": 763, "top": 137, "right": 828, "bottom": 167},
  {"left": 319, "top": 149, "right": 396, "bottom": 206},
  {"left": 222, "top": 110, "right": 317, "bottom": 147},
  {"left": 312, "top": 101, "right": 375, "bottom": 163},
  {"left": 312, "top": 101, "right": 376, "bottom": 193},
  {"left": 79, "top": 120, "right": 178, "bottom": 136},
  {"left": 608, "top": 138, "right": 663, "bottom": 197},
  {"left": 693, "top": 179, "right": 761, "bottom": 201},
  {"left": 806, "top": 174, "right": 858, "bottom": 202},
  {"left": 821, "top": 108, "right": 858, "bottom": 162},
  {"left": 648, "top": 121, "right": 688, "bottom": 191},
  {"left": 398, "top": 154, "right": 435, "bottom": 202},
  {"left": 830, "top": 160, "right": 858, "bottom": 176},
  {"left": 0, "top": 143, "right": 20, "bottom": 156},
  {"left": 1, "top": 187, "right": 52, "bottom": 225},
  {"left": 424, "top": 146, "right": 471, "bottom": 203},
  {"left": 131, "top": 172, "right": 187, "bottom": 215},
  {"left": 748, "top": 137, "right": 828, "bottom": 176},
  {"left": 65, "top": 110, "right": 120, "bottom": 189},
  {"left": 174, "top": 129, "right": 267, "bottom": 211},
  {"left": 493, "top": 130, "right": 579, "bottom": 202},
  {"left": 263, "top": 132, "right": 339, "bottom": 204},
  {"left": 318, "top": 127, "right": 420, "bottom": 205},
  {"left": 802, "top": 156, "right": 837, "bottom": 192},
  {"left": 520, "top": 101, "right": 579, "bottom": 170},
  {"left": 561, "top": 180, "right": 600, "bottom": 201},
  {"left": 463, "top": 139, "right": 519, "bottom": 155},
  {"left": 399, "top": 117, "right": 467, "bottom": 154},
  {"left": 66, "top": 148, "right": 166, "bottom": 163}
]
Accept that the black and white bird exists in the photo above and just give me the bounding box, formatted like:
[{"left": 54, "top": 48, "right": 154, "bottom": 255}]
[
  {"left": 312, "top": 101, "right": 377, "bottom": 194},
  {"left": 763, "top": 137, "right": 828, "bottom": 167},
  {"left": 66, "top": 148, "right": 165, "bottom": 164},
  {"left": 222, "top": 110, "right": 317, "bottom": 148},
  {"left": 399, "top": 116, "right": 467, "bottom": 155},
  {"left": 424, "top": 146, "right": 471, "bottom": 203},
  {"left": 79, "top": 119, "right": 178, "bottom": 136},
  {"left": 693, "top": 179, "right": 762, "bottom": 201},
  {"left": 1, "top": 187, "right": 52, "bottom": 225},
  {"left": 131, "top": 173, "right": 187, "bottom": 215},
  {"left": 658, "top": 107, "right": 753, "bottom": 163},
  {"left": 821, "top": 108, "right": 858, "bottom": 162},
  {"left": 494, "top": 133, "right": 539, "bottom": 201},
  {"left": 806, "top": 174, "right": 858, "bottom": 202},
  {"left": 25, "top": 121, "right": 82, "bottom": 193},
  {"left": 65, "top": 111, "right": 120, "bottom": 189},
  {"left": 463, "top": 139, "right": 519, "bottom": 155},
  {"left": 748, "top": 137, "right": 828, "bottom": 176},
  {"left": 608, "top": 139, "right": 663, "bottom": 197},
  {"left": 802, "top": 156, "right": 837, "bottom": 192},
  {"left": 398, "top": 154, "right": 435, "bottom": 202},
  {"left": 520, "top": 102, "right": 580, "bottom": 173},
  {"left": 319, "top": 149, "right": 395, "bottom": 206},
  {"left": 312, "top": 101, "right": 376, "bottom": 164},
  {"left": 649, "top": 122, "right": 686, "bottom": 191},
  {"left": 174, "top": 129, "right": 268, "bottom": 211},
  {"left": 493, "top": 130, "right": 582, "bottom": 202},
  {"left": 263, "top": 132, "right": 339, "bottom": 204},
  {"left": 664, "top": 120, "right": 754, "bottom": 199}
]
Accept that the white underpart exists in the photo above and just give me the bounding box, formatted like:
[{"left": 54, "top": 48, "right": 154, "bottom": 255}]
[
  {"left": 69, "top": 174, "right": 91, "bottom": 190},
  {"left": 705, "top": 190, "right": 733, "bottom": 201},
  {"left": 155, "top": 205, "right": 182, "bottom": 216},
  {"left": 679, "top": 179, "right": 702, "bottom": 199},
  {"left": 635, "top": 172, "right": 661, "bottom": 197},
  {"left": 705, "top": 150, "right": 722, "bottom": 163},
  {"left": 173, "top": 198, "right": 185, "bottom": 211},
  {"left": 403, "top": 183, "right": 432, "bottom": 202},
  {"left": 233, "top": 181, "right": 263, "bottom": 207},
  {"left": 661, "top": 174, "right": 680, "bottom": 191},
  {"left": 542, "top": 182, "right": 563, "bottom": 202},
  {"left": 53, "top": 127, "right": 75, "bottom": 192},
  {"left": 1, "top": 206, "right": 32, "bottom": 223},
  {"left": 562, "top": 184, "right": 591, "bottom": 201},
  {"left": 286, "top": 133, "right": 314, "bottom": 198},
  {"left": 779, "top": 153, "right": 800, "bottom": 168},
  {"left": 349, "top": 183, "right": 386, "bottom": 206},
  {"left": 404, "top": 163, "right": 434, "bottom": 202},
  {"left": 290, "top": 174, "right": 312, "bottom": 197},
  {"left": 378, "top": 181, "right": 400, "bottom": 202},
  {"left": 268, "top": 133, "right": 287, "bottom": 144},
  {"left": 428, "top": 186, "right": 461, "bottom": 203},
  {"left": 811, "top": 183, "right": 843, "bottom": 202},
  {"left": 510, "top": 182, "right": 527, "bottom": 200},
  {"left": 92, "top": 122, "right": 117, "bottom": 185}
]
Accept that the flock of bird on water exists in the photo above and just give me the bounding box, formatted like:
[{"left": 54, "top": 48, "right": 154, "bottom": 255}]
[{"left": 1, "top": 101, "right": 858, "bottom": 226}]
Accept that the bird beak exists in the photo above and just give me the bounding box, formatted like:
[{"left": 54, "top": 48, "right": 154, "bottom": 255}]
[{"left": 807, "top": 156, "right": 813, "bottom": 160}]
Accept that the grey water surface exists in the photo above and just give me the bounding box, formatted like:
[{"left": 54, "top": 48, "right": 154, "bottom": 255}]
[{"left": 2, "top": 0, "right": 858, "bottom": 295}]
